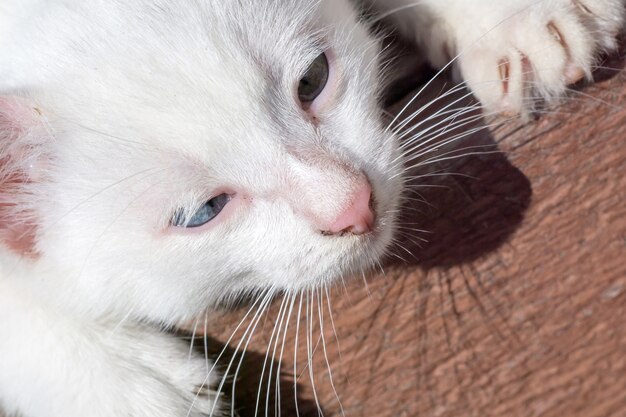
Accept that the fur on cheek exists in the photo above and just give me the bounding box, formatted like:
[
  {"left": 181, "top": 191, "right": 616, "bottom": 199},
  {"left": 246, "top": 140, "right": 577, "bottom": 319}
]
[{"left": 0, "top": 96, "right": 50, "bottom": 257}]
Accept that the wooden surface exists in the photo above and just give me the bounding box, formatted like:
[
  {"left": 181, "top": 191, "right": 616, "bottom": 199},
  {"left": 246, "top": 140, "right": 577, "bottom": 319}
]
[{"left": 202, "top": 46, "right": 626, "bottom": 416}]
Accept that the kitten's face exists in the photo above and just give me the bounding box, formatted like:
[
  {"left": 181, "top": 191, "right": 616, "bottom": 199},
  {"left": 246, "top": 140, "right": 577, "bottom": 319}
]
[{"left": 1, "top": 0, "right": 403, "bottom": 322}]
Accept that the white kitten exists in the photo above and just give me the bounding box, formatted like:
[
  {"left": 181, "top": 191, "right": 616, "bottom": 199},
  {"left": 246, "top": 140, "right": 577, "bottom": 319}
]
[{"left": 0, "top": 0, "right": 622, "bottom": 416}]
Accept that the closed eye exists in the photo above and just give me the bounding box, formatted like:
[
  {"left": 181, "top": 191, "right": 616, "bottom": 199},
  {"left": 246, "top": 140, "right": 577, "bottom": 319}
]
[{"left": 171, "top": 193, "right": 232, "bottom": 228}]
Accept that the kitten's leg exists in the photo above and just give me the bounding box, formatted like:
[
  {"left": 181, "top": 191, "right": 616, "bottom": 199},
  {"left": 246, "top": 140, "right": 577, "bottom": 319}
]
[
  {"left": 367, "top": 0, "right": 625, "bottom": 114},
  {"left": 0, "top": 276, "right": 220, "bottom": 417}
]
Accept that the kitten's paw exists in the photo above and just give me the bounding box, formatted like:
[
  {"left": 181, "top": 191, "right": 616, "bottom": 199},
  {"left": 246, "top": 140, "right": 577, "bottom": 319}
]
[
  {"left": 41, "top": 324, "right": 222, "bottom": 417},
  {"left": 451, "top": 0, "right": 625, "bottom": 114},
  {"left": 101, "top": 325, "right": 222, "bottom": 417},
  {"left": 2, "top": 312, "right": 222, "bottom": 417}
]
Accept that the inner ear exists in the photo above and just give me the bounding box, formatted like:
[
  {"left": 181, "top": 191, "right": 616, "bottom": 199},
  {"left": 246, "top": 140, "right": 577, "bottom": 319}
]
[{"left": 0, "top": 96, "right": 49, "bottom": 257}]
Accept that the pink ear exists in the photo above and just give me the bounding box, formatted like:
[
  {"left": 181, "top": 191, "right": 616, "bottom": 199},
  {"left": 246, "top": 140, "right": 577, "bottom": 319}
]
[{"left": 0, "top": 96, "right": 48, "bottom": 257}]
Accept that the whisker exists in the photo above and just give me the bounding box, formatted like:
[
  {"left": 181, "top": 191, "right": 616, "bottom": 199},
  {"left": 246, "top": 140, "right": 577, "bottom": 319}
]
[
  {"left": 188, "top": 318, "right": 199, "bottom": 361},
  {"left": 293, "top": 292, "right": 304, "bottom": 417},
  {"left": 226, "top": 289, "right": 276, "bottom": 417},
  {"left": 276, "top": 291, "right": 297, "bottom": 417},
  {"left": 394, "top": 84, "right": 478, "bottom": 142},
  {"left": 324, "top": 286, "right": 344, "bottom": 365},
  {"left": 203, "top": 311, "right": 209, "bottom": 373},
  {"left": 368, "top": 1, "right": 427, "bottom": 25},
  {"left": 187, "top": 289, "right": 272, "bottom": 417},
  {"left": 318, "top": 287, "right": 346, "bottom": 417},
  {"left": 411, "top": 150, "right": 502, "bottom": 169},
  {"left": 306, "top": 289, "right": 324, "bottom": 417},
  {"left": 188, "top": 292, "right": 265, "bottom": 414},
  {"left": 256, "top": 294, "right": 288, "bottom": 417}
]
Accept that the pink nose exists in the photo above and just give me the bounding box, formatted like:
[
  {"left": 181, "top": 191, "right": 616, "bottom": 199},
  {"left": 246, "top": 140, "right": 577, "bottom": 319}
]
[{"left": 325, "top": 180, "right": 375, "bottom": 235}]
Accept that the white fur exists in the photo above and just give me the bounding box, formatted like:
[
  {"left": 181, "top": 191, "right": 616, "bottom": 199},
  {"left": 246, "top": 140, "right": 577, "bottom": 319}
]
[{"left": 0, "top": 0, "right": 622, "bottom": 416}]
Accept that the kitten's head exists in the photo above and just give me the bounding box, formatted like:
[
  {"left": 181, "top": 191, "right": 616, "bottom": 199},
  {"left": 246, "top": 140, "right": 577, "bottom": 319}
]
[{"left": 0, "top": 0, "right": 403, "bottom": 323}]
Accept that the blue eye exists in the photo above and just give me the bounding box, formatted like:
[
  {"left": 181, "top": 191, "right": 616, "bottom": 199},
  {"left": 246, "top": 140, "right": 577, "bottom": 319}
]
[{"left": 171, "top": 194, "right": 231, "bottom": 228}]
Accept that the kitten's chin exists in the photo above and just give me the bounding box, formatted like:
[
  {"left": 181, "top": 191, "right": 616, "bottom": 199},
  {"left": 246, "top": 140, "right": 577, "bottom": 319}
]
[{"left": 298, "top": 219, "right": 397, "bottom": 292}]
